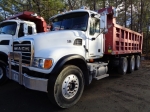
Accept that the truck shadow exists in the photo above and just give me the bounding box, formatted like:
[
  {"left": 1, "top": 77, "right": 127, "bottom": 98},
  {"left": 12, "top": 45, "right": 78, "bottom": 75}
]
[{"left": 0, "top": 81, "right": 62, "bottom": 112}]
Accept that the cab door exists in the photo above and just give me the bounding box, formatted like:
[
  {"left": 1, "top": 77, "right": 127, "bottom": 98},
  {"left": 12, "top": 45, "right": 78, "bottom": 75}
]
[{"left": 88, "top": 17, "right": 104, "bottom": 58}]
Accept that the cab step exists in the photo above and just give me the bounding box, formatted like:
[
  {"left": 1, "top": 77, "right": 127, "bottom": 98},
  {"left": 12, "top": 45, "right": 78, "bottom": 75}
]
[{"left": 94, "top": 74, "right": 109, "bottom": 80}]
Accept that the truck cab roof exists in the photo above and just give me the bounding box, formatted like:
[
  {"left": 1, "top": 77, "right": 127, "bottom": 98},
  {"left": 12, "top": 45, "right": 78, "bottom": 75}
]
[
  {"left": 1, "top": 19, "right": 36, "bottom": 26},
  {"left": 50, "top": 9, "right": 99, "bottom": 20},
  {"left": 5, "top": 11, "right": 48, "bottom": 33}
]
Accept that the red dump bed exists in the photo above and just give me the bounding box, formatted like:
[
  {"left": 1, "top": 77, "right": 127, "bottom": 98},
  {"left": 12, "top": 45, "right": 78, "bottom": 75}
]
[
  {"left": 98, "top": 7, "right": 143, "bottom": 55},
  {"left": 7, "top": 11, "right": 48, "bottom": 33}
]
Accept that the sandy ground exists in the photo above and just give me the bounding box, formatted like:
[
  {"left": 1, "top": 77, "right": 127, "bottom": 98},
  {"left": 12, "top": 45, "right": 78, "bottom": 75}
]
[{"left": 0, "top": 60, "right": 150, "bottom": 112}]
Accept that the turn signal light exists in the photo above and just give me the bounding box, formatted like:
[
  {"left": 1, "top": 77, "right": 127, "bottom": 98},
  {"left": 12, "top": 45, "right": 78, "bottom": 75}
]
[
  {"left": 89, "top": 59, "right": 94, "bottom": 63},
  {"left": 44, "top": 59, "right": 53, "bottom": 69}
]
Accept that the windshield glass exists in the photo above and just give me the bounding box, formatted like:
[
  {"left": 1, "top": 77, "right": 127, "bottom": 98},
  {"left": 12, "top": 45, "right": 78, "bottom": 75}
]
[
  {"left": 51, "top": 12, "right": 89, "bottom": 31},
  {"left": 0, "top": 22, "right": 17, "bottom": 35}
]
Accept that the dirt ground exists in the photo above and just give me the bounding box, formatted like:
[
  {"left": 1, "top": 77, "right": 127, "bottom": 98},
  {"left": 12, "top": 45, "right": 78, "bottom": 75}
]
[{"left": 0, "top": 60, "right": 150, "bottom": 112}]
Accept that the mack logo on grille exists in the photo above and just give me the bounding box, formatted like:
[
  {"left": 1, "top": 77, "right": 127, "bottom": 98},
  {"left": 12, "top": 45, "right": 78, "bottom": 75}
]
[{"left": 14, "top": 47, "right": 30, "bottom": 51}]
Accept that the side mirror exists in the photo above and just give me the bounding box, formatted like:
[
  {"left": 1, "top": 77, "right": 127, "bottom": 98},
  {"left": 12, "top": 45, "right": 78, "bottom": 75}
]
[
  {"left": 32, "top": 24, "right": 37, "bottom": 34},
  {"left": 100, "top": 13, "right": 108, "bottom": 34},
  {"left": 113, "top": 8, "right": 118, "bottom": 18},
  {"left": 23, "top": 23, "right": 28, "bottom": 36}
]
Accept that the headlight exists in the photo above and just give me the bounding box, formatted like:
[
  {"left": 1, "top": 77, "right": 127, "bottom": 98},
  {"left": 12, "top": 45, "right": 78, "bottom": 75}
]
[
  {"left": 39, "top": 59, "right": 44, "bottom": 68},
  {"left": 32, "top": 58, "right": 53, "bottom": 69}
]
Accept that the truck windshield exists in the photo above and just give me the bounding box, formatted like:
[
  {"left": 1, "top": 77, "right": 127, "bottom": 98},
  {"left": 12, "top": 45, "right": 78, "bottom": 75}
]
[
  {"left": 51, "top": 12, "right": 89, "bottom": 31},
  {"left": 0, "top": 22, "right": 17, "bottom": 35}
]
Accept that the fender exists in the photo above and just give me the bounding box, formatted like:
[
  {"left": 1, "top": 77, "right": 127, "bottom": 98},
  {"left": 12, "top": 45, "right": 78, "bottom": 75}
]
[{"left": 50, "top": 54, "right": 90, "bottom": 85}]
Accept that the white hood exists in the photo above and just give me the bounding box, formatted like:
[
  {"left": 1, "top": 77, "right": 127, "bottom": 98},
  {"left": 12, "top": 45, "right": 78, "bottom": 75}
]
[
  {"left": 0, "top": 34, "right": 13, "bottom": 40},
  {"left": 16, "top": 30, "right": 87, "bottom": 57},
  {"left": 14, "top": 30, "right": 88, "bottom": 74},
  {"left": 18, "top": 30, "right": 86, "bottom": 42}
]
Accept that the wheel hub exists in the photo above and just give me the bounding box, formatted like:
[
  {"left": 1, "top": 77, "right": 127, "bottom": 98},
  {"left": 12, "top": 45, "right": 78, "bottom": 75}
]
[
  {"left": 62, "top": 74, "right": 79, "bottom": 99},
  {"left": 0, "top": 67, "right": 3, "bottom": 79}
]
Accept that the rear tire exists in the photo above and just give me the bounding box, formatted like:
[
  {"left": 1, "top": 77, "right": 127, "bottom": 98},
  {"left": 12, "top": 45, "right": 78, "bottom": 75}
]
[
  {"left": 47, "top": 65, "right": 84, "bottom": 108},
  {"left": 135, "top": 55, "right": 140, "bottom": 70},
  {"left": 128, "top": 56, "right": 135, "bottom": 73},
  {"left": 0, "top": 60, "right": 8, "bottom": 85},
  {"left": 118, "top": 57, "right": 128, "bottom": 75}
]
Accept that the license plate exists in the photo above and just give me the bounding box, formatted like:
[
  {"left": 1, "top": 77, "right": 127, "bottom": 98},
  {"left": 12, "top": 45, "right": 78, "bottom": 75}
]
[{"left": 12, "top": 72, "right": 19, "bottom": 82}]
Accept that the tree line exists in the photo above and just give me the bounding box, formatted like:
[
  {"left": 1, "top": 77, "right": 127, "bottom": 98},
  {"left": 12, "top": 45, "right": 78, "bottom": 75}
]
[{"left": 0, "top": 0, "right": 150, "bottom": 55}]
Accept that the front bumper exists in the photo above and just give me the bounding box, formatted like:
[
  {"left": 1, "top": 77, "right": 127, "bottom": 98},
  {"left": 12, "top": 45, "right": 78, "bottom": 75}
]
[{"left": 7, "top": 52, "right": 48, "bottom": 92}]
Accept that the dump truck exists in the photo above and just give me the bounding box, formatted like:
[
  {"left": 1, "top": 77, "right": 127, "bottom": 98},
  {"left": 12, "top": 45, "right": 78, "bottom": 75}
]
[
  {"left": 6, "top": 7, "right": 143, "bottom": 108},
  {"left": 0, "top": 11, "right": 48, "bottom": 84}
]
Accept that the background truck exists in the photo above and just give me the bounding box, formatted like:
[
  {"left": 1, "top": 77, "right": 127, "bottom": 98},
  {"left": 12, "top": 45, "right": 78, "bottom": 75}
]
[
  {"left": 7, "top": 6, "right": 143, "bottom": 108},
  {"left": 0, "top": 11, "right": 48, "bottom": 84}
]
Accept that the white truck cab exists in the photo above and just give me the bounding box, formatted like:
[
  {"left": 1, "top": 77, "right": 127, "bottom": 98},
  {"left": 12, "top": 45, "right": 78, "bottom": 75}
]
[
  {"left": 0, "top": 19, "right": 36, "bottom": 54},
  {"left": 0, "top": 11, "right": 48, "bottom": 84}
]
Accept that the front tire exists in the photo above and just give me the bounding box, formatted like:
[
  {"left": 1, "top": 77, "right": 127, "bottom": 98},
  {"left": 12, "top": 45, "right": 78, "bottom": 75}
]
[
  {"left": 0, "top": 60, "right": 8, "bottom": 85},
  {"left": 48, "top": 65, "right": 84, "bottom": 108}
]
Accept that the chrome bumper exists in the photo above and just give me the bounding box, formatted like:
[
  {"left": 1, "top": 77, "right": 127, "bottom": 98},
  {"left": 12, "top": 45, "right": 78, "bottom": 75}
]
[{"left": 7, "top": 52, "right": 48, "bottom": 92}]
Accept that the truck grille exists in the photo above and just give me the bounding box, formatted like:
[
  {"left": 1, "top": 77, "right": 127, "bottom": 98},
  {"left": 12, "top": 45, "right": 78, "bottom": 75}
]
[{"left": 13, "top": 40, "right": 33, "bottom": 66}]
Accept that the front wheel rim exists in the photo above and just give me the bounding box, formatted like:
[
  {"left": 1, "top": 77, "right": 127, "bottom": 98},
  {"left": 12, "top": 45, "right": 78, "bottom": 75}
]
[
  {"left": 0, "top": 67, "right": 3, "bottom": 79},
  {"left": 62, "top": 74, "right": 79, "bottom": 99}
]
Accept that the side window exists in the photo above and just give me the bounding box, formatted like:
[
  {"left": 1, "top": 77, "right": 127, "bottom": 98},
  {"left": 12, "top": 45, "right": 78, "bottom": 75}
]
[
  {"left": 18, "top": 23, "right": 24, "bottom": 37},
  {"left": 89, "top": 18, "right": 100, "bottom": 35},
  {"left": 28, "top": 26, "right": 32, "bottom": 35}
]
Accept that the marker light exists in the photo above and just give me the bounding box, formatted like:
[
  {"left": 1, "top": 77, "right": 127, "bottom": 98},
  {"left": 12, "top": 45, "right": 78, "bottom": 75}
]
[{"left": 44, "top": 59, "right": 53, "bottom": 69}]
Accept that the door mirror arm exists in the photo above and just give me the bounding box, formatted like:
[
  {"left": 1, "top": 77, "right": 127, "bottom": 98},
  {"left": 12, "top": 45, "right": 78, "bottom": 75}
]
[{"left": 91, "top": 28, "right": 105, "bottom": 41}]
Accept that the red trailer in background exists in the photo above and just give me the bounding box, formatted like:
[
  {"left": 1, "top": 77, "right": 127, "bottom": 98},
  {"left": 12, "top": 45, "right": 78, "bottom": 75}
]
[
  {"left": 98, "top": 7, "right": 143, "bottom": 55},
  {"left": 7, "top": 11, "right": 48, "bottom": 32}
]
